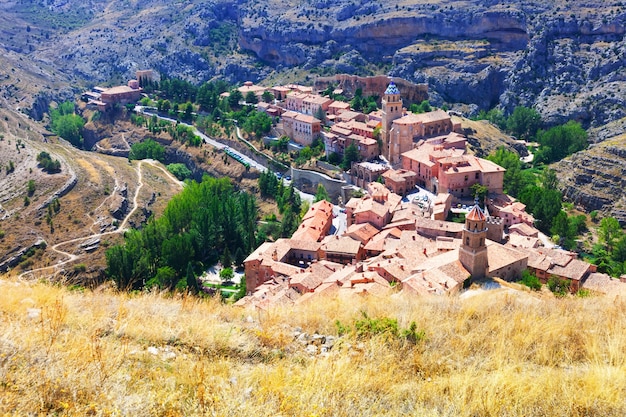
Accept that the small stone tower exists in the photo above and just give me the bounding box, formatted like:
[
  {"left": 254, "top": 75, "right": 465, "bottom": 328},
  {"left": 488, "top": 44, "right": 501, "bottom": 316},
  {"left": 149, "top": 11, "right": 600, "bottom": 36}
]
[
  {"left": 459, "top": 199, "right": 489, "bottom": 279},
  {"left": 381, "top": 81, "right": 403, "bottom": 164}
]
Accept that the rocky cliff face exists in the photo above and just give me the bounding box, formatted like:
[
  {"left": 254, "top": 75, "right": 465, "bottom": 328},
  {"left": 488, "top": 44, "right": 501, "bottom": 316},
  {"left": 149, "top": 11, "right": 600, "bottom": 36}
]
[
  {"left": 2, "top": 0, "right": 624, "bottom": 129},
  {"left": 2, "top": 0, "right": 626, "bottom": 216},
  {"left": 554, "top": 119, "right": 626, "bottom": 220}
]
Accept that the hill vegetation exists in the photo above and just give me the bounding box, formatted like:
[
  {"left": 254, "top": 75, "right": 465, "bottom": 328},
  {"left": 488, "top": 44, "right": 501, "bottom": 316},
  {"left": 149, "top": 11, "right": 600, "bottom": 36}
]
[
  {"left": 105, "top": 176, "right": 257, "bottom": 292},
  {"left": 1, "top": 277, "right": 626, "bottom": 416}
]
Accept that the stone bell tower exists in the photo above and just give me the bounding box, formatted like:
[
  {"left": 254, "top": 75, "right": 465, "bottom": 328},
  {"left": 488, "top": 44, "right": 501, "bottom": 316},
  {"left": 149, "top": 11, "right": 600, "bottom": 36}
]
[{"left": 458, "top": 198, "right": 489, "bottom": 279}]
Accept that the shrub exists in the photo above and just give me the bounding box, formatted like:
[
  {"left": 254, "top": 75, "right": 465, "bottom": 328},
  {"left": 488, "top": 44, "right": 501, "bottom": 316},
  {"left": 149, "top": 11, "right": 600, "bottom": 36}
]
[
  {"left": 336, "top": 311, "right": 426, "bottom": 345},
  {"left": 519, "top": 270, "right": 541, "bottom": 291},
  {"left": 547, "top": 275, "right": 570, "bottom": 297},
  {"left": 36, "top": 152, "right": 61, "bottom": 173}
]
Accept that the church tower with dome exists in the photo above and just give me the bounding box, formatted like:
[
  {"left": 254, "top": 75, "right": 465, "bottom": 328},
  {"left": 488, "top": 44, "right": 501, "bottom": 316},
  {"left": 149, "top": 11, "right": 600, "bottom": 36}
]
[{"left": 381, "top": 81, "right": 403, "bottom": 164}]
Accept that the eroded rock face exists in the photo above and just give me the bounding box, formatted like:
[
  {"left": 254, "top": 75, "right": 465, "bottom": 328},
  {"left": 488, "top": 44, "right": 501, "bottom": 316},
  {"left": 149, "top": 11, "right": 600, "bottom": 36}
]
[{"left": 555, "top": 141, "right": 626, "bottom": 215}]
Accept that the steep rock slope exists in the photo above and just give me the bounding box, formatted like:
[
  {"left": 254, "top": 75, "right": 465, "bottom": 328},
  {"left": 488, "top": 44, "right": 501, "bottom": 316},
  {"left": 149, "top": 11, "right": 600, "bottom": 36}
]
[{"left": 554, "top": 121, "right": 626, "bottom": 221}]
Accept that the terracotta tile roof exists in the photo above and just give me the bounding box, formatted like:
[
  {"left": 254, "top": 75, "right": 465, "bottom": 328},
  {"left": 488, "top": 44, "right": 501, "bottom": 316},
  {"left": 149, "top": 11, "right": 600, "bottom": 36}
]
[
  {"left": 393, "top": 109, "right": 450, "bottom": 125},
  {"left": 321, "top": 235, "right": 362, "bottom": 255},
  {"left": 329, "top": 101, "right": 351, "bottom": 109},
  {"left": 436, "top": 236, "right": 461, "bottom": 251},
  {"left": 102, "top": 85, "right": 138, "bottom": 95},
  {"left": 289, "top": 272, "right": 323, "bottom": 291},
  {"left": 415, "top": 217, "right": 464, "bottom": 235},
  {"left": 338, "top": 111, "right": 362, "bottom": 122},
  {"left": 345, "top": 223, "right": 380, "bottom": 244},
  {"left": 466, "top": 203, "right": 487, "bottom": 221},
  {"left": 486, "top": 241, "right": 528, "bottom": 272},
  {"left": 507, "top": 234, "right": 539, "bottom": 249},
  {"left": 287, "top": 239, "right": 322, "bottom": 252},
  {"left": 354, "top": 198, "right": 389, "bottom": 219},
  {"left": 548, "top": 257, "right": 591, "bottom": 282},
  {"left": 508, "top": 223, "right": 539, "bottom": 237},
  {"left": 582, "top": 273, "right": 626, "bottom": 297},
  {"left": 323, "top": 264, "right": 357, "bottom": 284},
  {"left": 294, "top": 113, "right": 321, "bottom": 124}
]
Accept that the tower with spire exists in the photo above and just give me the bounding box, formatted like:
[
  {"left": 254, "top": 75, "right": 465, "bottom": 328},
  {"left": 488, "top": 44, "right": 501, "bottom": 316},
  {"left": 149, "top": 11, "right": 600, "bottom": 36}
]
[
  {"left": 458, "top": 198, "right": 489, "bottom": 279},
  {"left": 381, "top": 80, "right": 403, "bottom": 164}
]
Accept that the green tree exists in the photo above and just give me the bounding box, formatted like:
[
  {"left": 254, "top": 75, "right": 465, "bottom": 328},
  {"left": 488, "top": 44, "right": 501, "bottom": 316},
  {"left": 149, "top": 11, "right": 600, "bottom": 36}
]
[
  {"left": 167, "top": 163, "right": 192, "bottom": 180},
  {"left": 342, "top": 143, "right": 360, "bottom": 171},
  {"left": 228, "top": 89, "right": 243, "bottom": 109},
  {"left": 475, "top": 108, "right": 507, "bottom": 130},
  {"left": 27, "top": 180, "right": 36, "bottom": 196},
  {"left": 50, "top": 107, "right": 85, "bottom": 148},
  {"left": 534, "top": 121, "right": 588, "bottom": 164},
  {"left": 186, "top": 262, "right": 199, "bottom": 294},
  {"left": 234, "top": 247, "right": 245, "bottom": 267},
  {"left": 261, "top": 91, "right": 274, "bottom": 103},
  {"left": 314, "top": 106, "right": 326, "bottom": 124},
  {"left": 506, "top": 106, "right": 542, "bottom": 140},
  {"left": 470, "top": 183, "right": 488, "bottom": 201},
  {"left": 550, "top": 211, "right": 569, "bottom": 243},
  {"left": 219, "top": 267, "right": 234, "bottom": 283},
  {"left": 280, "top": 207, "right": 300, "bottom": 238},
  {"left": 129, "top": 139, "right": 165, "bottom": 162},
  {"left": 222, "top": 246, "right": 232, "bottom": 269},
  {"left": 520, "top": 270, "right": 541, "bottom": 291},
  {"left": 315, "top": 183, "right": 331, "bottom": 202},
  {"left": 487, "top": 147, "right": 532, "bottom": 197},
  {"left": 599, "top": 217, "right": 622, "bottom": 254},
  {"left": 245, "top": 91, "right": 258, "bottom": 105}
]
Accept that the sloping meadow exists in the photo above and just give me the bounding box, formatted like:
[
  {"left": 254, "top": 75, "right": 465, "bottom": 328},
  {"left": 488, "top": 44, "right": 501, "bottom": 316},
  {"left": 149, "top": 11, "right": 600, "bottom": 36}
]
[{"left": 1, "top": 277, "right": 625, "bottom": 416}]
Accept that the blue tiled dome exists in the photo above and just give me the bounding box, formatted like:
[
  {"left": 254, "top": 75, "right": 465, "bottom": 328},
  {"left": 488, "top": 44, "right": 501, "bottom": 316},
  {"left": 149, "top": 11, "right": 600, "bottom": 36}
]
[{"left": 384, "top": 81, "right": 400, "bottom": 95}]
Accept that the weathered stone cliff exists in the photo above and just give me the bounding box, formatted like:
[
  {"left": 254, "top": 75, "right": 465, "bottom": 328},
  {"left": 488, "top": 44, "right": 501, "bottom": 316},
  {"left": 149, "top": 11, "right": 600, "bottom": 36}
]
[{"left": 554, "top": 129, "right": 626, "bottom": 221}]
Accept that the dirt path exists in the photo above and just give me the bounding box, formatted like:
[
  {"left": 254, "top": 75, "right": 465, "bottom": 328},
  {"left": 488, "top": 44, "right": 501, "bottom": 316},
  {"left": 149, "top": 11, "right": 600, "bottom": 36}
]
[{"left": 18, "top": 159, "right": 182, "bottom": 281}]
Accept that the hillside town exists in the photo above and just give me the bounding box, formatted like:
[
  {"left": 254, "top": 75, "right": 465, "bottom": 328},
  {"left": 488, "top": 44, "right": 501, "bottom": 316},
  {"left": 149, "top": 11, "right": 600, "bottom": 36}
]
[
  {"left": 80, "top": 74, "right": 621, "bottom": 307},
  {"left": 232, "top": 80, "right": 615, "bottom": 308}
]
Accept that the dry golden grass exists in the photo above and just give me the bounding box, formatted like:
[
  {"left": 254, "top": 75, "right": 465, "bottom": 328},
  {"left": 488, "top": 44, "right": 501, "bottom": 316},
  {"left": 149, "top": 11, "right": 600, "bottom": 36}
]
[{"left": 1, "top": 277, "right": 626, "bottom": 416}]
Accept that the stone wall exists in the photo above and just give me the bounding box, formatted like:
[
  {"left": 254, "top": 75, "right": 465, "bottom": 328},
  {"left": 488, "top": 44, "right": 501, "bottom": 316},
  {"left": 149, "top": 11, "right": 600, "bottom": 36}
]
[
  {"left": 291, "top": 168, "right": 346, "bottom": 204},
  {"left": 314, "top": 75, "right": 428, "bottom": 105}
]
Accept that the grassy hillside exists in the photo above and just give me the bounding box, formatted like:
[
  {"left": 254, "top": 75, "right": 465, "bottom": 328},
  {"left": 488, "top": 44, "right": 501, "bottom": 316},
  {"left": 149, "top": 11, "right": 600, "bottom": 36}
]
[{"left": 1, "top": 276, "right": 625, "bottom": 416}]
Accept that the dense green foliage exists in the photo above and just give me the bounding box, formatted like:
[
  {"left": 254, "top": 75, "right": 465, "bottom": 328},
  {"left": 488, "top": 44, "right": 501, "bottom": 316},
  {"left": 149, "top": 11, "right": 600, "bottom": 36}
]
[
  {"left": 517, "top": 172, "right": 563, "bottom": 233},
  {"left": 409, "top": 100, "right": 432, "bottom": 114},
  {"left": 550, "top": 211, "right": 587, "bottom": 250},
  {"left": 36, "top": 151, "right": 61, "bottom": 173},
  {"left": 168, "top": 124, "right": 202, "bottom": 146},
  {"left": 519, "top": 270, "right": 542, "bottom": 291},
  {"left": 342, "top": 143, "right": 360, "bottom": 170},
  {"left": 257, "top": 171, "right": 302, "bottom": 239},
  {"left": 350, "top": 88, "right": 379, "bottom": 114},
  {"left": 241, "top": 110, "right": 272, "bottom": 137},
  {"left": 167, "top": 163, "right": 192, "bottom": 180},
  {"left": 258, "top": 170, "right": 281, "bottom": 199},
  {"left": 506, "top": 106, "right": 542, "bottom": 141},
  {"left": 486, "top": 148, "right": 564, "bottom": 234},
  {"left": 106, "top": 176, "right": 257, "bottom": 290},
  {"left": 49, "top": 101, "right": 85, "bottom": 147},
  {"left": 129, "top": 139, "right": 166, "bottom": 162},
  {"left": 315, "top": 183, "right": 331, "bottom": 202},
  {"left": 476, "top": 106, "right": 587, "bottom": 164},
  {"left": 486, "top": 147, "right": 534, "bottom": 196},
  {"left": 586, "top": 217, "right": 626, "bottom": 277},
  {"left": 534, "top": 121, "right": 588, "bottom": 164}
]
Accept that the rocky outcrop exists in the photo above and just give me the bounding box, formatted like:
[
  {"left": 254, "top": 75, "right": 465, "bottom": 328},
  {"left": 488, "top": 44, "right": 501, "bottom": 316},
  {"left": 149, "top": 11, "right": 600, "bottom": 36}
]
[
  {"left": 554, "top": 140, "right": 626, "bottom": 214},
  {"left": 314, "top": 74, "right": 428, "bottom": 104}
]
